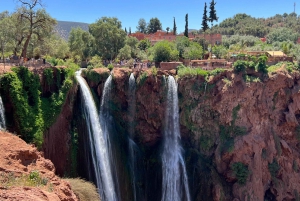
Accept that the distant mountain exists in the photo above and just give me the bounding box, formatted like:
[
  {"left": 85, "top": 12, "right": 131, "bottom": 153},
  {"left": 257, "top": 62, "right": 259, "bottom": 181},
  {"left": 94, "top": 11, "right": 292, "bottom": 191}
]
[{"left": 54, "top": 20, "right": 89, "bottom": 40}]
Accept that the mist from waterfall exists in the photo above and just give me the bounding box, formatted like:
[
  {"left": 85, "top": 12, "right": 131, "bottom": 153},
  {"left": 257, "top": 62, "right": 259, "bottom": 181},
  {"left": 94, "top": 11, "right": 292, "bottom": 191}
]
[
  {"left": 76, "top": 71, "right": 117, "bottom": 201},
  {"left": 0, "top": 96, "right": 6, "bottom": 130},
  {"left": 161, "top": 76, "right": 191, "bottom": 201}
]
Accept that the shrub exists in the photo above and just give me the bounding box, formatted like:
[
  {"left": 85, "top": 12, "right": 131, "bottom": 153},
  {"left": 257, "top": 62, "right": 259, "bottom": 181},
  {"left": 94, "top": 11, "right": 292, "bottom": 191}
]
[
  {"left": 177, "top": 66, "right": 209, "bottom": 77},
  {"left": 231, "top": 162, "right": 250, "bottom": 185},
  {"left": 256, "top": 55, "right": 268, "bottom": 73},
  {"left": 64, "top": 178, "right": 99, "bottom": 201},
  {"left": 151, "top": 66, "right": 158, "bottom": 76},
  {"left": 88, "top": 55, "right": 103, "bottom": 69},
  {"left": 107, "top": 63, "right": 114, "bottom": 71},
  {"left": 268, "top": 158, "right": 280, "bottom": 178},
  {"left": 233, "top": 60, "right": 247, "bottom": 73}
]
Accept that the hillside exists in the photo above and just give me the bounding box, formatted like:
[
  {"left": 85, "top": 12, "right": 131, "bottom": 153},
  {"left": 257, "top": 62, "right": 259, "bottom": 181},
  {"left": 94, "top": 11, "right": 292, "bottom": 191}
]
[
  {"left": 212, "top": 12, "right": 300, "bottom": 37},
  {"left": 55, "top": 20, "right": 89, "bottom": 40}
]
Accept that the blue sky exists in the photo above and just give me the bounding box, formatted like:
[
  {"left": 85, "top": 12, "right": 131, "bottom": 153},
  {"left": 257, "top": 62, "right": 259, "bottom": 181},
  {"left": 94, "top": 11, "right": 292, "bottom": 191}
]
[{"left": 1, "top": 0, "right": 298, "bottom": 32}]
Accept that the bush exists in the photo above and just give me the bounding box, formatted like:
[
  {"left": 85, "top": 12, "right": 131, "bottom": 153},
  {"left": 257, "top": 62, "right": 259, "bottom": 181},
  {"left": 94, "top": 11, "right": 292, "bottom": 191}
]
[
  {"left": 152, "top": 40, "right": 179, "bottom": 62},
  {"left": 64, "top": 178, "right": 99, "bottom": 201},
  {"left": 177, "top": 66, "right": 209, "bottom": 77},
  {"left": 231, "top": 162, "right": 249, "bottom": 185},
  {"left": 107, "top": 63, "right": 114, "bottom": 71},
  {"left": 256, "top": 55, "right": 268, "bottom": 73},
  {"left": 268, "top": 159, "right": 280, "bottom": 178},
  {"left": 88, "top": 55, "right": 104, "bottom": 69},
  {"left": 233, "top": 60, "right": 247, "bottom": 73}
]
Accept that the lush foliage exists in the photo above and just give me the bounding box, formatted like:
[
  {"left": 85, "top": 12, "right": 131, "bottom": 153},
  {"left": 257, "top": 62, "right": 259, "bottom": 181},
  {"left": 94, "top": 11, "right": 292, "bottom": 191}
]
[
  {"left": 1, "top": 67, "right": 44, "bottom": 147},
  {"left": 89, "top": 17, "right": 126, "bottom": 60},
  {"left": 147, "top": 18, "right": 162, "bottom": 34},
  {"left": 152, "top": 40, "right": 179, "bottom": 62},
  {"left": 177, "top": 65, "right": 209, "bottom": 77}
]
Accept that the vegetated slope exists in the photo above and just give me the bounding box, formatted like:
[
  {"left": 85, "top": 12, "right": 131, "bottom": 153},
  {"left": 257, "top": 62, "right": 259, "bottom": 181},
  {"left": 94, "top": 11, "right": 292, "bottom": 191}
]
[
  {"left": 55, "top": 20, "right": 89, "bottom": 40},
  {"left": 213, "top": 12, "right": 300, "bottom": 37},
  {"left": 0, "top": 131, "right": 78, "bottom": 201}
]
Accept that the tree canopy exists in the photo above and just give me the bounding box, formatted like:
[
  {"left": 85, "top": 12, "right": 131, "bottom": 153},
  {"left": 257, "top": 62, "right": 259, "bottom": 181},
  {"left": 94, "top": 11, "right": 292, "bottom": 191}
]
[
  {"left": 136, "top": 18, "right": 147, "bottom": 33},
  {"left": 89, "top": 17, "right": 126, "bottom": 60},
  {"left": 147, "top": 17, "right": 162, "bottom": 34}
]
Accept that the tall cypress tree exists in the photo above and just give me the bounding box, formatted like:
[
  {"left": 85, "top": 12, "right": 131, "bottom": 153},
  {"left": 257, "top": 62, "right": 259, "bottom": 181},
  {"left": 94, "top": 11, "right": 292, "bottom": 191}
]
[
  {"left": 209, "top": 0, "right": 218, "bottom": 28},
  {"left": 201, "top": 2, "right": 209, "bottom": 32},
  {"left": 125, "top": 27, "right": 127, "bottom": 34},
  {"left": 173, "top": 17, "right": 177, "bottom": 35},
  {"left": 184, "top": 13, "right": 188, "bottom": 37},
  {"left": 129, "top": 27, "right": 132, "bottom": 35}
]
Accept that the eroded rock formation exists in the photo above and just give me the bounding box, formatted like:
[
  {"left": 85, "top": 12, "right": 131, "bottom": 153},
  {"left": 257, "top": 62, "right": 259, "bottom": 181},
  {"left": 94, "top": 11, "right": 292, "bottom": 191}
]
[{"left": 0, "top": 131, "right": 78, "bottom": 201}]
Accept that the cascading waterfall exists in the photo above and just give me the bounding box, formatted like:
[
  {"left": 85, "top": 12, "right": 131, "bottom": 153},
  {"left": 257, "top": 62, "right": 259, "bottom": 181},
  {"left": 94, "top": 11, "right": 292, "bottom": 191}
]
[
  {"left": 161, "top": 76, "right": 191, "bottom": 201},
  {"left": 128, "top": 73, "right": 138, "bottom": 201},
  {"left": 99, "top": 74, "right": 120, "bottom": 201},
  {"left": 76, "top": 70, "right": 117, "bottom": 201},
  {"left": 0, "top": 96, "right": 6, "bottom": 130}
]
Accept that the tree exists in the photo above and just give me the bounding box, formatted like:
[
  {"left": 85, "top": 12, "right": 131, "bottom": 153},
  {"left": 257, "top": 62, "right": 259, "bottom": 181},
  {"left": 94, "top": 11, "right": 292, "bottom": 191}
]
[
  {"left": 68, "top": 27, "right": 93, "bottom": 61},
  {"left": 152, "top": 40, "right": 179, "bottom": 62},
  {"left": 183, "top": 42, "right": 203, "bottom": 60},
  {"left": 136, "top": 18, "right": 147, "bottom": 33},
  {"left": 129, "top": 27, "right": 131, "bottom": 35},
  {"left": 117, "top": 45, "right": 131, "bottom": 60},
  {"left": 125, "top": 27, "right": 127, "bottom": 34},
  {"left": 89, "top": 17, "right": 126, "bottom": 60},
  {"left": 201, "top": 2, "right": 209, "bottom": 32},
  {"left": 166, "top": 27, "right": 170, "bottom": 34},
  {"left": 0, "top": 15, "right": 15, "bottom": 69},
  {"left": 266, "top": 27, "right": 299, "bottom": 44},
  {"left": 138, "top": 39, "right": 151, "bottom": 51},
  {"left": 126, "top": 36, "right": 139, "bottom": 57},
  {"left": 175, "top": 36, "right": 190, "bottom": 58},
  {"left": 184, "top": 14, "right": 188, "bottom": 37},
  {"left": 147, "top": 17, "right": 162, "bottom": 34},
  {"left": 17, "top": 0, "right": 56, "bottom": 58},
  {"left": 173, "top": 17, "right": 177, "bottom": 35},
  {"left": 209, "top": 0, "right": 218, "bottom": 28}
]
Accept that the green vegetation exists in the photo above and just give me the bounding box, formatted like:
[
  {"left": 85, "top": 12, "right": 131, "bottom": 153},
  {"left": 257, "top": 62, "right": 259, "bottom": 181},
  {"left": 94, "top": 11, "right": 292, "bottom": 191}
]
[
  {"left": 268, "top": 158, "right": 280, "bottom": 178},
  {"left": 83, "top": 68, "right": 110, "bottom": 84},
  {"left": 231, "top": 162, "right": 250, "bottom": 185},
  {"left": 138, "top": 71, "right": 148, "bottom": 86},
  {"left": 219, "top": 104, "right": 247, "bottom": 153},
  {"left": 177, "top": 65, "right": 209, "bottom": 77},
  {"left": 0, "top": 171, "right": 49, "bottom": 189},
  {"left": 64, "top": 178, "right": 100, "bottom": 201},
  {"left": 1, "top": 67, "right": 44, "bottom": 147}
]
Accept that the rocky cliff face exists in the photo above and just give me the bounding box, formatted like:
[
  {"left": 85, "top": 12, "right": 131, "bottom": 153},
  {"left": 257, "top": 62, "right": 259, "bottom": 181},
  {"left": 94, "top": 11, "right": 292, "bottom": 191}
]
[
  {"left": 0, "top": 131, "right": 78, "bottom": 201},
  {"left": 85, "top": 67, "right": 300, "bottom": 201}
]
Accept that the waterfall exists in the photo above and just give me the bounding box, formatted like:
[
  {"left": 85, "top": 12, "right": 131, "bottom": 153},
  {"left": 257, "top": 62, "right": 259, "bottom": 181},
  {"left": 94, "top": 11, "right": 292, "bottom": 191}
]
[
  {"left": 0, "top": 96, "right": 6, "bottom": 130},
  {"left": 161, "top": 76, "right": 191, "bottom": 201},
  {"left": 128, "top": 73, "right": 138, "bottom": 201},
  {"left": 99, "top": 74, "right": 120, "bottom": 201},
  {"left": 76, "top": 71, "right": 117, "bottom": 201}
]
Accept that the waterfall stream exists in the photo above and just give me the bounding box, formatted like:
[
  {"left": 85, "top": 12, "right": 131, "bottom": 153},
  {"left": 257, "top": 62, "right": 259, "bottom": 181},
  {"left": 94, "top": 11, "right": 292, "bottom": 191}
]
[
  {"left": 128, "top": 73, "right": 138, "bottom": 201},
  {"left": 76, "top": 71, "right": 117, "bottom": 201},
  {"left": 0, "top": 96, "right": 6, "bottom": 130},
  {"left": 161, "top": 76, "right": 191, "bottom": 201}
]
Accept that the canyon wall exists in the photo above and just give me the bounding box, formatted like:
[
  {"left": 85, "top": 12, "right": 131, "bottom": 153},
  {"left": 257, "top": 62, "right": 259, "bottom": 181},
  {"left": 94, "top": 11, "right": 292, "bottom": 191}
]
[{"left": 85, "top": 67, "right": 300, "bottom": 201}]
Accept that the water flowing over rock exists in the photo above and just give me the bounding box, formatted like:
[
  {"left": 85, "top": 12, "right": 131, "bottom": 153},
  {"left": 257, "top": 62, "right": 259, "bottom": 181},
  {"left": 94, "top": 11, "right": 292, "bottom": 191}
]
[
  {"left": 128, "top": 73, "right": 138, "bottom": 201},
  {"left": 161, "top": 76, "right": 191, "bottom": 201},
  {"left": 76, "top": 71, "right": 117, "bottom": 201},
  {"left": 0, "top": 96, "right": 6, "bottom": 130}
]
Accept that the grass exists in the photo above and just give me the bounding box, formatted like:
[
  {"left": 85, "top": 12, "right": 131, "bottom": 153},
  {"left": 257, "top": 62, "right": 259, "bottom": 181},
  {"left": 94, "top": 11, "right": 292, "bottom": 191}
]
[
  {"left": 0, "top": 171, "right": 51, "bottom": 191},
  {"left": 245, "top": 75, "right": 261, "bottom": 83},
  {"left": 64, "top": 178, "right": 100, "bottom": 201}
]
